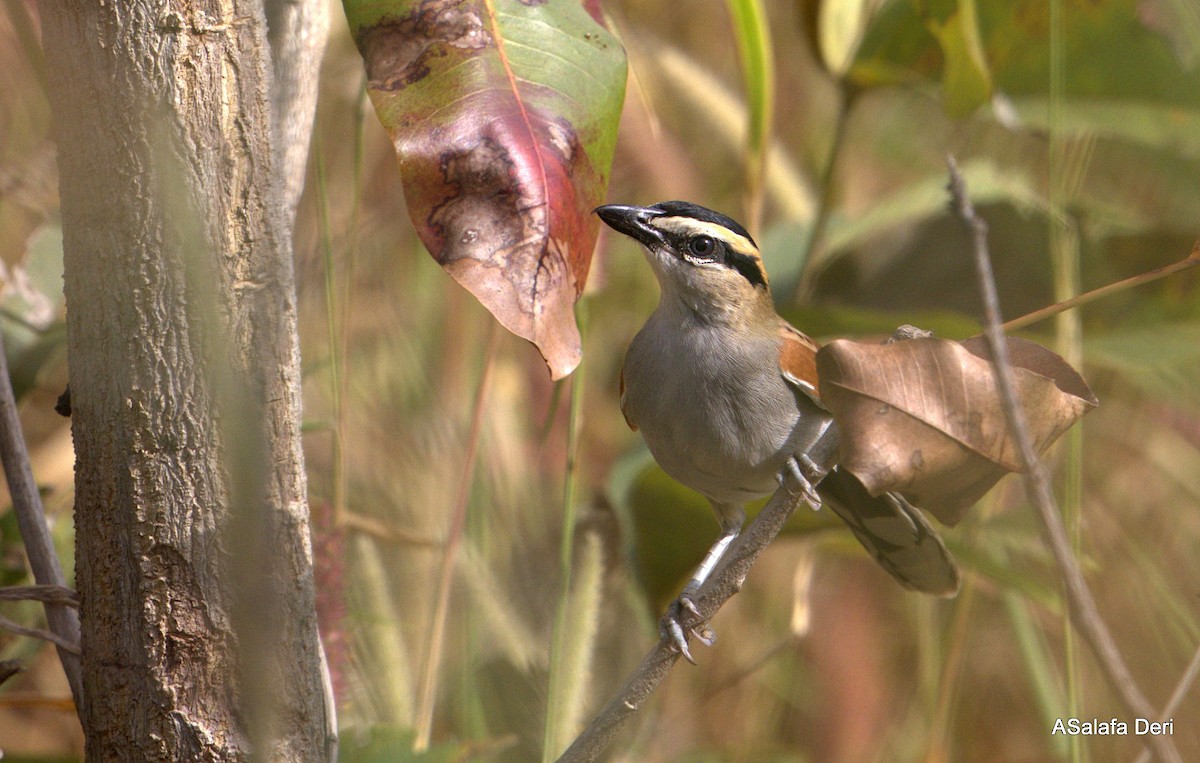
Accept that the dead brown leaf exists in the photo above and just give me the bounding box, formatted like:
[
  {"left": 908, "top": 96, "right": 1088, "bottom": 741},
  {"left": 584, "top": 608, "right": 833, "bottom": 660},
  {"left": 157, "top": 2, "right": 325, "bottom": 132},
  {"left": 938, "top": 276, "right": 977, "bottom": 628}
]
[{"left": 817, "top": 335, "right": 1098, "bottom": 525}]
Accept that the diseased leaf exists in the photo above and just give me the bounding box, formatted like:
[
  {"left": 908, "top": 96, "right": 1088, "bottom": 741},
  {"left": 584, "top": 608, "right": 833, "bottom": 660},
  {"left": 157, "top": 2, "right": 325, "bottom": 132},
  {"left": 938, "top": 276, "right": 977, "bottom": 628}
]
[
  {"left": 344, "top": 0, "right": 628, "bottom": 379},
  {"left": 817, "top": 335, "right": 1097, "bottom": 525}
]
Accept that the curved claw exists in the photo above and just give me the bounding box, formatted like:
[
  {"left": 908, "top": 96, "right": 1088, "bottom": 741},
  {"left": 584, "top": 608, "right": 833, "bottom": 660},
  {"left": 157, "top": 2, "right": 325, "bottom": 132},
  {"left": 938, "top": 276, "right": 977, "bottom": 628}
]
[
  {"left": 661, "top": 592, "right": 717, "bottom": 665},
  {"left": 663, "top": 616, "right": 696, "bottom": 664}
]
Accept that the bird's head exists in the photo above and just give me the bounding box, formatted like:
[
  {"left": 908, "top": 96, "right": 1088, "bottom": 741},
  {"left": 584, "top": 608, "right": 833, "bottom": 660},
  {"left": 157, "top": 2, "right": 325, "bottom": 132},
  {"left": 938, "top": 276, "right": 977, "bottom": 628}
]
[{"left": 595, "top": 201, "right": 774, "bottom": 325}]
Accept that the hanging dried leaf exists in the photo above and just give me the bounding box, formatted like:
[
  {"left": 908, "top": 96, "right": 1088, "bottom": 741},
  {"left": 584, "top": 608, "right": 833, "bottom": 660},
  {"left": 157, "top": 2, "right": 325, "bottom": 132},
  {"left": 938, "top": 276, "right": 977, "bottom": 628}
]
[
  {"left": 345, "top": 0, "right": 627, "bottom": 379},
  {"left": 817, "top": 335, "right": 1098, "bottom": 524}
]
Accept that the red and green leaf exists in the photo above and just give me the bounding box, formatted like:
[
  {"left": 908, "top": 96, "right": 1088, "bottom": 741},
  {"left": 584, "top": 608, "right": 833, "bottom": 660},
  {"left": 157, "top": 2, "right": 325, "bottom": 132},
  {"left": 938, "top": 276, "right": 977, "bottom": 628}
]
[{"left": 344, "top": 0, "right": 627, "bottom": 378}]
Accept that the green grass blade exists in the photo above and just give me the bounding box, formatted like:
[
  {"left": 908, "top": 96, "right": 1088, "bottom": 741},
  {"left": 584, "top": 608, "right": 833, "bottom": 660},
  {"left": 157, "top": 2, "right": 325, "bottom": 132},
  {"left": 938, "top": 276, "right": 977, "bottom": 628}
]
[
  {"left": 542, "top": 303, "right": 590, "bottom": 762},
  {"left": 725, "top": 0, "right": 775, "bottom": 231}
]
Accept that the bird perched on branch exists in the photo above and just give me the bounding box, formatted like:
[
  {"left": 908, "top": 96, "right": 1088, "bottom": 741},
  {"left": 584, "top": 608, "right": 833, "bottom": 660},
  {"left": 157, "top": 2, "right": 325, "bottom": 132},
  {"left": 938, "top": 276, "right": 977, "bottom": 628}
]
[{"left": 596, "top": 200, "right": 960, "bottom": 663}]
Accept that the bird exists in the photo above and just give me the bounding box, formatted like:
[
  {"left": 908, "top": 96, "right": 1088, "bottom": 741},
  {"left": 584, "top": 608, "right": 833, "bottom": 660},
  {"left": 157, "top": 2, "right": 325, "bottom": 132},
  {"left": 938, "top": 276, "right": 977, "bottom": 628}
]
[{"left": 595, "top": 200, "right": 960, "bottom": 663}]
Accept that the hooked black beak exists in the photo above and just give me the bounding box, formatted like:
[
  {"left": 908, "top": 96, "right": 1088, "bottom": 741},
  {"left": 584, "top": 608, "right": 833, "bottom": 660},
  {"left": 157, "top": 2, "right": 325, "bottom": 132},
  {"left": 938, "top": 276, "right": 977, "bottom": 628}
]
[{"left": 594, "top": 204, "right": 666, "bottom": 248}]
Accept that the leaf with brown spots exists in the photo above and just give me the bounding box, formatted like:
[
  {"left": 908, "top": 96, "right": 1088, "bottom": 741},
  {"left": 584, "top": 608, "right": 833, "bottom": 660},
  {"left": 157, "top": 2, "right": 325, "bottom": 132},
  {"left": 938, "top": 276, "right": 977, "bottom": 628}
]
[
  {"left": 817, "top": 335, "right": 1098, "bottom": 525},
  {"left": 345, "top": 0, "right": 627, "bottom": 378}
]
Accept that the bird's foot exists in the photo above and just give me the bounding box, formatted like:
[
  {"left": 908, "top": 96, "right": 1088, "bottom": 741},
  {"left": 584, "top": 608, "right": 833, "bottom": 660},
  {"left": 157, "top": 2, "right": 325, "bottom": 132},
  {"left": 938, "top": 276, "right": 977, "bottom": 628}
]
[
  {"left": 660, "top": 589, "right": 715, "bottom": 665},
  {"left": 779, "top": 454, "right": 823, "bottom": 510}
]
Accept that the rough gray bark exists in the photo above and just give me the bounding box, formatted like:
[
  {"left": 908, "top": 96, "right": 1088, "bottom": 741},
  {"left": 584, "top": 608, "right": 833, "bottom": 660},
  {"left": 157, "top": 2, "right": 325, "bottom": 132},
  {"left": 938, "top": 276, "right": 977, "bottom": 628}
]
[{"left": 37, "top": 1, "right": 328, "bottom": 760}]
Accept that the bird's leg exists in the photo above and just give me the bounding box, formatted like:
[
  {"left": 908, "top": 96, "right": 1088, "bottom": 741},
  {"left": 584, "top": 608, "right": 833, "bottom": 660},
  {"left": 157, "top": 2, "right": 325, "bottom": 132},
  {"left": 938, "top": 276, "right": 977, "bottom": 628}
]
[
  {"left": 661, "top": 507, "right": 743, "bottom": 664},
  {"left": 779, "top": 419, "right": 840, "bottom": 510},
  {"left": 783, "top": 457, "right": 822, "bottom": 509}
]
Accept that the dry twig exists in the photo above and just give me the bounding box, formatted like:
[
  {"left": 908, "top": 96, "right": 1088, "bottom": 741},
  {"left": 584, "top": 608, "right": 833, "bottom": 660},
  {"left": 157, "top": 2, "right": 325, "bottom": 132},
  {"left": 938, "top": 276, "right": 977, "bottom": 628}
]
[
  {"left": 1002, "top": 241, "right": 1200, "bottom": 333},
  {"left": 947, "top": 156, "right": 1182, "bottom": 763},
  {"left": 1133, "top": 643, "right": 1200, "bottom": 763},
  {"left": 0, "top": 331, "right": 84, "bottom": 711},
  {"left": 0, "top": 584, "right": 78, "bottom": 606},
  {"left": 0, "top": 613, "right": 80, "bottom": 654}
]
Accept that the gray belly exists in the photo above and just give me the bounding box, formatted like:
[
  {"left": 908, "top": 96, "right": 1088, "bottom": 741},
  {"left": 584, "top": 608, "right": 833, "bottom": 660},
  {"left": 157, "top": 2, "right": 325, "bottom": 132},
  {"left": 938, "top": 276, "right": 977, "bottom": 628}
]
[{"left": 623, "top": 322, "right": 824, "bottom": 506}]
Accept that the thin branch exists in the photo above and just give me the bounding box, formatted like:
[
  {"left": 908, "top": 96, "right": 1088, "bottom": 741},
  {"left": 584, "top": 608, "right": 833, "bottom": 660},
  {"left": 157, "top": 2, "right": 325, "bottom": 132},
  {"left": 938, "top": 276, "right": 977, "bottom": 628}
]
[
  {"left": 1133, "top": 643, "right": 1200, "bottom": 763},
  {"left": 0, "top": 613, "right": 80, "bottom": 655},
  {"left": 0, "top": 659, "right": 21, "bottom": 688},
  {"left": 1002, "top": 242, "right": 1200, "bottom": 333},
  {"left": 0, "top": 331, "right": 84, "bottom": 712},
  {"left": 0, "top": 584, "right": 78, "bottom": 607},
  {"left": 947, "top": 156, "right": 1182, "bottom": 763}
]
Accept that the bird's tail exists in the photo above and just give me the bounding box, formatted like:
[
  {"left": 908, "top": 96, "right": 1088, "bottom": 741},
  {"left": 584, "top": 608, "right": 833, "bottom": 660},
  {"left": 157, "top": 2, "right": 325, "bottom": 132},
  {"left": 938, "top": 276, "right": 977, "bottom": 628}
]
[{"left": 819, "top": 468, "right": 961, "bottom": 597}]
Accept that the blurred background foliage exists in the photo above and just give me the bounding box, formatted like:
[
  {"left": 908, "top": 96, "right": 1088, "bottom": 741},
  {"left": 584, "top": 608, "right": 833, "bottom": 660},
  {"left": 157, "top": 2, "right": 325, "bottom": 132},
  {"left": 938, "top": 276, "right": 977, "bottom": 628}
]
[{"left": 1, "top": 0, "right": 1199, "bottom": 761}]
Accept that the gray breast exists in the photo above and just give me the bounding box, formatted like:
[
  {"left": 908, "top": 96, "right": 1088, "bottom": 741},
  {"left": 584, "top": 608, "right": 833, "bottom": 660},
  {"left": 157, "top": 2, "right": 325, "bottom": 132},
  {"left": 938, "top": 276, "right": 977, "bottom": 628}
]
[{"left": 623, "top": 316, "right": 817, "bottom": 505}]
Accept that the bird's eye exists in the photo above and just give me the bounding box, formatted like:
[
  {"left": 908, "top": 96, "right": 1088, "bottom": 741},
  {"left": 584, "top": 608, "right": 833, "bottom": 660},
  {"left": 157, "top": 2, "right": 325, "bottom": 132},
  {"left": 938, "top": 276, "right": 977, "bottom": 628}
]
[{"left": 689, "top": 236, "right": 715, "bottom": 257}]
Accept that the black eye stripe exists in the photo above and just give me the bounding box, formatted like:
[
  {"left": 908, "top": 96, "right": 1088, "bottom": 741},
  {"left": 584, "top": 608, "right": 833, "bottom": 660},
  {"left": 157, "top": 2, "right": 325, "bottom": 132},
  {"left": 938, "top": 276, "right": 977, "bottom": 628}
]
[{"left": 726, "top": 249, "right": 767, "bottom": 288}]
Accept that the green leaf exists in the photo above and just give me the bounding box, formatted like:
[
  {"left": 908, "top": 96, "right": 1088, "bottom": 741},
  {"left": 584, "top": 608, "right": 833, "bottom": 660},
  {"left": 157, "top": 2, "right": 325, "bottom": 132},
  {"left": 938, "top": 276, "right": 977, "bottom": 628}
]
[
  {"left": 5, "top": 322, "right": 65, "bottom": 402},
  {"left": 924, "top": 0, "right": 992, "bottom": 117},
  {"left": 847, "top": 0, "right": 1199, "bottom": 112},
  {"left": 1011, "top": 99, "right": 1200, "bottom": 160},
  {"left": 978, "top": 0, "right": 1200, "bottom": 106},
  {"left": 822, "top": 159, "right": 1042, "bottom": 254},
  {"left": 817, "top": 0, "right": 873, "bottom": 77},
  {"left": 343, "top": 0, "right": 627, "bottom": 379},
  {"left": 846, "top": 0, "right": 944, "bottom": 90}
]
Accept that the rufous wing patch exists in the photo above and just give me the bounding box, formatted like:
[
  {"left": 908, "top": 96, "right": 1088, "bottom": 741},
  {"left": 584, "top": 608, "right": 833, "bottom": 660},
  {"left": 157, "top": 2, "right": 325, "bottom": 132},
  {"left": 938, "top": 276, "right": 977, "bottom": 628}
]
[{"left": 779, "top": 323, "right": 823, "bottom": 407}]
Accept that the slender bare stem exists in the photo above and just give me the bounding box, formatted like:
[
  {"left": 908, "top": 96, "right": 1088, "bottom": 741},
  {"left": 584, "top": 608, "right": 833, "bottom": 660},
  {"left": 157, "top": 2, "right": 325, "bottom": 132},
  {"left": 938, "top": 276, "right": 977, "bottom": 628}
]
[
  {"left": 0, "top": 330, "right": 84, "bottom": 713},
  {"left": 1133, "top": 643, "right": 1200, "bottom": 763},
  {"left": 947, "top": 156, "right": 1181, "bottom": 763},
  {"left": 0, "top": 584, "right": 78, "bottom": 606},
  {"left": 1002, "top": 242, "right": 1200, "bottom": 333},
  {"left": 0, "top": 613, "right": 79, "bottom": 654}
]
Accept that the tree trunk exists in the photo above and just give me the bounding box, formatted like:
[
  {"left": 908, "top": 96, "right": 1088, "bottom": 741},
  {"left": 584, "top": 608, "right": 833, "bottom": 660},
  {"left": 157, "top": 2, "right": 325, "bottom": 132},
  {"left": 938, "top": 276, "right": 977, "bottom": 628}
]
[{"left": 37, "top": 1, "right": 328, "bottom": 759}]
